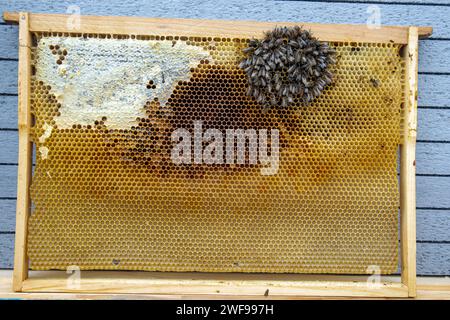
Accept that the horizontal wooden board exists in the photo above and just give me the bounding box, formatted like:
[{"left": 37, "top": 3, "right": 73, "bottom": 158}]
[
  {"left": 16, "top": 274, "right": 408, "bottom": 297},
  {"left": 0, "top": 233, "right": 14, "bottom": 269},
  {"left": 418, "top": 74, "right": 450, "bottom": 107},
  {"left": 0, "top": 95, "right": 17, "bottom": 128},
  {"left": 413, "top": 177, "right": 450, "bottom": 208},
  {"left": 325, "top": 0, "right": 450, "bottom": 3},
  {"left": 0, "top": 131, "right": 17, "bottom": 163},
  {"left": 0, "top": 199, "right": 15, "bottom": 231},
  {"left": 0, "top": 270, "right": 448, "bottom": 299},
  {"left": 0, "top": 25, "right": 17, "bottom": 59},
  {"left": 0, "top": 165, "right": 17, "bottom": 198},
  {"left": 4, "top": 12, "right": 429, "bottom": 45},
  {"left": 17, "top": 271, "right": 409, "bottom": 297},
  {"left": 416, "top": 242, "right": 450, "bottom": 275},
  {"left": 418, "top": 109, "right": 450, "bottom": 141},
  {"left": 0, "top": 0, "right": 146, "bottom": 25},
  {"left": 416, "top": 210, "right": 450, "bottom": 242},
  {"left": 419, "top": 40, "right": 450, "bottom": 74},
  {"left": 0, "top": 60, "right": 18, "bottom": 95},
  {"left": 4, "top": 1, "right": 449, "bottom": 38},
  {"left": 416, "top": 143, "right": 450, "bottom": 175}
]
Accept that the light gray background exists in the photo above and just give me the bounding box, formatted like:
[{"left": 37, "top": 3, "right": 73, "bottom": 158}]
[{"left": 0, "top": 0, "right": 449, "bottom": 275}]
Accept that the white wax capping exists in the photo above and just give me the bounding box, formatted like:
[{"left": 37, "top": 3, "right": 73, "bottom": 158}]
[
  {"left": 35, "top": 37, "right": 212, "bottom": 129},
  {"left": 38, "top": 122, "right": 53, "bottom": 143},
  {"left": 39, "top": 146, "right": 49, "bottom": 159}
]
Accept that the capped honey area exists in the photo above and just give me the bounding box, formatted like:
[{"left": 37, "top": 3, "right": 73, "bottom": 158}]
[{"left": 27, "top": 31, "right": 404, "bottom": 274}]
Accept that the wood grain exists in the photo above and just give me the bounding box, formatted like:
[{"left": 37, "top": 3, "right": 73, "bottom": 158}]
[
  {"left": 416, "top": 211, "right": 450, "bottom": 242},
  {"left": 400, "top": 27, "right": 419, "bottom": 297},
  {"left": 0, "top": 235, "right": 14, "bottom": 269},
  {"left": 1, "top": 1, "right": 446, "bottom": 38},
  {"left": 19, "top": 275, "right": 409, "bottom": 297},
  {"left": 0, "top": 270, "right": 449, "bottom": 299},
  {"left": 332, "top": 0, "right": 450, "bottom": 3},
  {"left": 419, "top": 40, "right": 450, "bottom": 73},
  {"left": 0, "top": 199, "right": 16, "bottom": 231},
  {"left": 418, "top": 109, "right": 450, "bottom": 141},
  {"left": 13, "top": 12, "right": 32, "bottom": 291},
  {"left": 0, "top": 25, "right": 17, "bottom": 59},
  {"left": 419, "top": 75, "right": 450, "bottom": 107},
  {"left": 2, "top": 11, "right": 431, "bottom": 44},
  {"left": 0, "top": 95, "right": 17, "bottom": 128},
  {"left": 0, "top": 60, "right": 18, "bottom": 94}
]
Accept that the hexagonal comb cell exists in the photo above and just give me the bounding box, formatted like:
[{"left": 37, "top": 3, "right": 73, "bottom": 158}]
[{"left": 27, "top": 32, "right": 404, "bottom": 274}]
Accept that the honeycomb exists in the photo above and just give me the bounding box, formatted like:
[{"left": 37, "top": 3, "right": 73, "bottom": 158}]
[{"left": 27, "top": 31, "right": 404, "bottom": 274}]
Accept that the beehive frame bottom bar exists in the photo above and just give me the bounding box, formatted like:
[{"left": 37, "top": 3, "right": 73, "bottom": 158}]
[
  {"left": 4, "top": 11, "right": 427, "bottom": 297},
  {"left": 21, "top": 271, "right": 409, "bottom": 298}
]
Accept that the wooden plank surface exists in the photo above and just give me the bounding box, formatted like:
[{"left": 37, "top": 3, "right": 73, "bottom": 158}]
[
  {"left": 0, "top": 270, "right": 448, "bottom": 299},
  {"left": 2, "top": 1, "right": 447, "bottom": 38},
  {"left": 0, "top": 0, "right": 449, "bottom": 277},
  {"left": 2, "top": 12, "right": 432, "bottom": 44},
  {"left": 0, "top": 271, "right": 450, "bottom": 300},
  {"left": 13, "top": 11, "right": 32, "bottom": 291},
  {"left": 400, "top": 27, "right": 419, "bottom": 296},
  {"left": 0, "top": 200, "right": 15, "bottom": 231},
  {"left": 0, "top": 234, "right": 14, "bottom": 269},
  {"left": 321, "top": 0, "right": 450, "bottom": 3},
  {"left": 19, "top": 271, "right": 410, "bottom": 297}
]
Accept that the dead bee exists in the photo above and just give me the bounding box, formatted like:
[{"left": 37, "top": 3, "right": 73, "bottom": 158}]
[{"left": 370, "top": 78, "right": 381, "bottom": 88}]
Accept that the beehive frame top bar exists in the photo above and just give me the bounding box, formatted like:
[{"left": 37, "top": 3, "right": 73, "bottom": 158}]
[{"left": 3, "top": 12, "right": 432, "bottom": 44}]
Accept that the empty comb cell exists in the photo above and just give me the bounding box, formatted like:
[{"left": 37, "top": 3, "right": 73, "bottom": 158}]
[{"left": 27, "top": 33, "right": 404, "bottom": 274}]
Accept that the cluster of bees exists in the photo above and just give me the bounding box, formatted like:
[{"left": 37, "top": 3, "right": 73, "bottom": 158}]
[{"left": 239, "top": 26, "right": 336, "bottom": 108}]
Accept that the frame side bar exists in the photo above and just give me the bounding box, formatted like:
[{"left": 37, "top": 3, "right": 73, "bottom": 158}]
[
  {"left": 400, "top": 27, "right": 419, "bottom": 298},
  {"left": 13, "top": 12, "right": 32, "bottom": 292}
]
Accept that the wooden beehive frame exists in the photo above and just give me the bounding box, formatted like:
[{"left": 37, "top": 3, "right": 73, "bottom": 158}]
[{"left": 4, "top": 11, "right": 431, "bottom": 298}]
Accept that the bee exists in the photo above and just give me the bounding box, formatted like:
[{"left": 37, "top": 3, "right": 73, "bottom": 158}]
[
  {"left": 239, "top": 25, "right": 337, "bottom": 108},
  {"left": 370, "top": 78, "right": 381, "bottom": 88}
]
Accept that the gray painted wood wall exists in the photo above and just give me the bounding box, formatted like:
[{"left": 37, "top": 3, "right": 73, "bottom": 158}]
[{"left": 0, "top": 0, "right": 449, "bottom": 275}]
